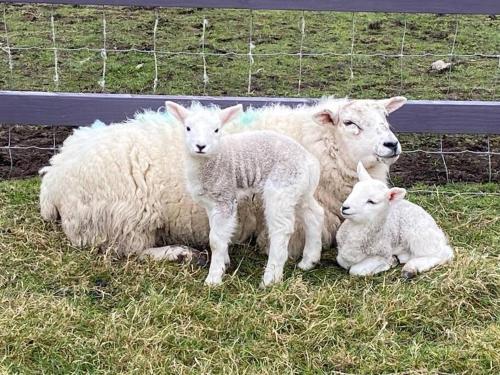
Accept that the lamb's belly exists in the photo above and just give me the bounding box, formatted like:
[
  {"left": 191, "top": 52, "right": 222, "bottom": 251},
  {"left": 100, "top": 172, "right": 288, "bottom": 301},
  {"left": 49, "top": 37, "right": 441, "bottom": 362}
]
[{"left": 236, "top": 187, "right": 258, "bottom": 201}]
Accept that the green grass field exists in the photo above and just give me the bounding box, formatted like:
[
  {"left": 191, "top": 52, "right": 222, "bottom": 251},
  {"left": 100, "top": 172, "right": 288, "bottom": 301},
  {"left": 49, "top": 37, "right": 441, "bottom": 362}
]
[
  {"left": 0, "top": 4, "right": 499, "bottom": 374},
  {"left": 0, "top": 5, "right": 498, "bottom": 100},
  {"left": 1, "top": 179, "right": 499, "bottom": 373}
]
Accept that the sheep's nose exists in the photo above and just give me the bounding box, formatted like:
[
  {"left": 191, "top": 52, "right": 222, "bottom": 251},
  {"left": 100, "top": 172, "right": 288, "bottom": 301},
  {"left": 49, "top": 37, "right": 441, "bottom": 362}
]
[
  {"left": 341, "top": 205, "right": 350, "bottom": 213},
  {"left": 383, "top": 141, "right": 399, "bottom": 153},
  {"left": 196, "top": 144, "right": 206, "bottom": 152}
]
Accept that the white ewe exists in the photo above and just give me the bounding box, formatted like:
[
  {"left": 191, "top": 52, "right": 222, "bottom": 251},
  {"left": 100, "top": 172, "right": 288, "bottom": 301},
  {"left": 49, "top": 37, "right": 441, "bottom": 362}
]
[
  {"left": 336, "top": 162, "right": 454, "bottom": 278},
  {"left": 163, "top": 101, "right": 324, "bottom": 286},
  {"left": 39, "top": 96, "right": 406, "bottom": 261}
]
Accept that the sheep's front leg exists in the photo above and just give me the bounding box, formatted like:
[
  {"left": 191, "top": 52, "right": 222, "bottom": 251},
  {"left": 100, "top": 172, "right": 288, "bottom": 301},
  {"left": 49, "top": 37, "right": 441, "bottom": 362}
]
[
  {"left": 349, "top": 256, "right": 397, "bottom": 276},
  {"left": 205, "top": 207, "right": 237, "bottom": 286}
]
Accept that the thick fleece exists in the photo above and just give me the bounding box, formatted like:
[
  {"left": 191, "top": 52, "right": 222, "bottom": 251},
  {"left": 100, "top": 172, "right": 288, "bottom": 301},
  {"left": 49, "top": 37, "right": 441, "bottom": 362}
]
[{"left": 40, "top": 97, "right": 406, "bottom": 258}]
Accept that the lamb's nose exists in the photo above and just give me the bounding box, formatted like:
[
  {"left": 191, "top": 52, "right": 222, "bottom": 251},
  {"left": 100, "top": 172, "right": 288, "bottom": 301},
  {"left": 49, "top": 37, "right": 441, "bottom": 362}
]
[
  {"left": 341, "top": 205, "right": 350, "bottom": 213},
  {"left": 383, "top": 141, "right": 399, "bottom": 153},
  {"left": 196, "top": 144, "right": 206, "bottom": 152}
]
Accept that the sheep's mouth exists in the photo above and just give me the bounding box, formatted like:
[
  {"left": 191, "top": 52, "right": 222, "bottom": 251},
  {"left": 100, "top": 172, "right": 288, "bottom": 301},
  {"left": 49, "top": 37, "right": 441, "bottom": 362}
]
[
  {"left": 376, "top": 152, "right": 400, "bottom": 164},
  {"left": 377, "top": 151, "right": 400, "bottom": 159}
]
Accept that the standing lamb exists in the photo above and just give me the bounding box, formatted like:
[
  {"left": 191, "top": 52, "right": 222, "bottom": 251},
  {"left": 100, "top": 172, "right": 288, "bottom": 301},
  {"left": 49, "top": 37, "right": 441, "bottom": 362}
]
[
  {"left": 39, "top": 96, "right": 406, "bottom": 261},
  {"left": 336, "top": 162, "right": 454, "bottom": 278},
  {"left": 165, "top": 101, "right": 324, "bottom": 286}
]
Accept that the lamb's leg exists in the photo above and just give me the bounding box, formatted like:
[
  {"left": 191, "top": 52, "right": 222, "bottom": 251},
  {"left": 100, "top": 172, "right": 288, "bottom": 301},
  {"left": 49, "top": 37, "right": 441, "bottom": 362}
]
[
  {"left": 401, "top": 255, "right": 452, "bottom": 279},
  {"left": 297, "top": 195, "right": 324, "bottom": 271},
  {"left": 349, "top": 256, "right": 396, "bottom": 276},
  {"left": 336, "top": 254, "right": 353, "bottom": 270},
  {"left": 205, "top": 209, "right": 237, "bottom": 286},
  {"left": 140, "top": 245, "right": 209, "bottom": 267},
  {"left": 396, "top": 252, "right": 411, "bottom": 264},
  {"left": 261, "top": 193, "right": 296, "bottom": 287}
]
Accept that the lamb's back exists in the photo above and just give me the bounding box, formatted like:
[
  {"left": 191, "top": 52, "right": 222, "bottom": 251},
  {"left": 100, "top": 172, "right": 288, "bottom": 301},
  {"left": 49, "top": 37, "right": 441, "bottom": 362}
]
[
  {"left": 385, "top": 200, "right": 443, "bottom": 244},
  {"left": 217, "top": 130, "right": 314, "bottom": 189}
]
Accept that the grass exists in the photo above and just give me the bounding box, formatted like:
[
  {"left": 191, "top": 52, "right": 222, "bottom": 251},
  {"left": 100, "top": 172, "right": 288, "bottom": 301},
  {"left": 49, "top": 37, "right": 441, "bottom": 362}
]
[
  {"left": 0, "top": 5, "right": 498, "bottom": 100},
  {"left": 0, "top": 178, "right": 498, "bottom": 373}
]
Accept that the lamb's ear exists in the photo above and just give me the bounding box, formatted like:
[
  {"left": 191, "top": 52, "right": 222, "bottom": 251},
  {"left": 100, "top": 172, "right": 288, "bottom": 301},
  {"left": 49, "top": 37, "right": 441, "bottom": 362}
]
[
  {"left": 380, "top": 96, "right": 407, "bottom": 114},
  {"left": 313, "top": 109, "right": 338, "bottom": 126},
  {"left": 165, "top": 101, "right": 190, "bottom": 124},
  {"left": 219, "top": 104, "right": 243, "bottom": 126},
  {"left": 387, "top": 187, "right": 406, "bottom": 202},
  {"left": 357, "top": 161, "right": 372, "bottom": 182}
]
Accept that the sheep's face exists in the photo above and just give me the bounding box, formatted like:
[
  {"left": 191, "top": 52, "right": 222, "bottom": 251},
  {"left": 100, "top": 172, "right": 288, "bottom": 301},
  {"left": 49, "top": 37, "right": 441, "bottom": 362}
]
[
  {"left": 165, "top": 101, "right": 243, "bottom": 157},
  {"left": 313, "top": 96, "right": 406, "bottom": 169},
  {"left": 341, "top": 162, "right": 406, "bottom": 223}
]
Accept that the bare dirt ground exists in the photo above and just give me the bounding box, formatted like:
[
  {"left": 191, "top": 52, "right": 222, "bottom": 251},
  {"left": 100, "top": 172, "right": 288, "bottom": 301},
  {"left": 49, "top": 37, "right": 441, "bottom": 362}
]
[{"left": 1, "top": 125, "right": 498, "bottom": 185}]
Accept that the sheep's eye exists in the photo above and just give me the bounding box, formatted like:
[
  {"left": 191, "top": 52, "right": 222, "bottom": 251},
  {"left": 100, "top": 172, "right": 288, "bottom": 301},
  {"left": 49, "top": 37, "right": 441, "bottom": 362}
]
[
  {"left": 186, "top": 126, "right": 191, "bottom": 132},
  {"left": 214, "top": 128, "right": 219, "bottom": 133},
  {"left": 344, "top": 120, "right": 361, "bottom": 129},
  {"left": 367, "top": 199, "right": 377, "bottom": 204}
]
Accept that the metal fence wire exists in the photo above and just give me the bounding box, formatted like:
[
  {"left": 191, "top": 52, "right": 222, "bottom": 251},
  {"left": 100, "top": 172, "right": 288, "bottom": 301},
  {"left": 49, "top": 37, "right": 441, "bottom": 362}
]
[{"left": 0, "top": 1, "right": 499, "bottom": 190}]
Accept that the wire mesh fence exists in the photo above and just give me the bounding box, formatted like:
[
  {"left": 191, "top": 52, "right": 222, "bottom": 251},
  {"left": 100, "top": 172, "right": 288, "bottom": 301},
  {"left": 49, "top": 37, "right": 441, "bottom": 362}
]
[{"left": 0, "top": 4, "right": 499, "bottom": 189}]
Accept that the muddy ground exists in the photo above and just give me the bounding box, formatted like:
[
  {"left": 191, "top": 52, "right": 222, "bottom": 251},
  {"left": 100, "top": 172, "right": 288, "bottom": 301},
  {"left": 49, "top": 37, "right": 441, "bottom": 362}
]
[{"left": 1, "top": 125, "right": 498, "bottom": 186}]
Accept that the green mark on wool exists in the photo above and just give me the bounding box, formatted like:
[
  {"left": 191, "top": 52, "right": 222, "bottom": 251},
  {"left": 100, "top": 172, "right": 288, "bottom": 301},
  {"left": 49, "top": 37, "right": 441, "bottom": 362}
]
[
  {"left": 90, "top": 119, "right": 106, "bottom": 129},
  {"left": 161, "top": 110, "right": 175, "bottom": 124},
  {"left": 238, "top": 110, "right": 259, "bottom": 127},
  {"left": 133, "top": 110, "right": 178, "bottom": 126}
]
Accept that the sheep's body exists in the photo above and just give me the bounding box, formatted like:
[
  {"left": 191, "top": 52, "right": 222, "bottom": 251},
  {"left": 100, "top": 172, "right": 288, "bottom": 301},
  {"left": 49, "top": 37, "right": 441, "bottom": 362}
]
[
  {"left": 336, "top": 163, "right": 454, "bottom": 278},
  {"left": 40, "top": 112, "right": 210, "bottom": 256},
  {"left": 40, "top": 97, "right": 406, "bottom": 260}
]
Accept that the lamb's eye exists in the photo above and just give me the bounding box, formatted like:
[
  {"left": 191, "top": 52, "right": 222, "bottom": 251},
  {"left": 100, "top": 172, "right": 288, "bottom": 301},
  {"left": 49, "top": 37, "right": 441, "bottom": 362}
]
[
  {"left": 214, "top": 128, "right": 219, "bottom": 133},
  {"left": 367, "top": 199, "right": 377, "bottom": 204},
  {"left": 186, "top": 126, "right": 191, "bottom": 132}
]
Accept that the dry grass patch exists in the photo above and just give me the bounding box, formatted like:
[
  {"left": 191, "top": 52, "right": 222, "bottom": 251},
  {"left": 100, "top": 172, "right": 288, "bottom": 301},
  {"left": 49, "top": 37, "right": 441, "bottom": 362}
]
[{"left": 0, "top": 178, "right": 498, "bottom": 373}]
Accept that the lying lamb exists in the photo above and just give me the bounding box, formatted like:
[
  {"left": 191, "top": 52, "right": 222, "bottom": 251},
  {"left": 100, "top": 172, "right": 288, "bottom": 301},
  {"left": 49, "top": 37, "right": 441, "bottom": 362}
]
[
  {"left": 165, "top": 101, "right": 324, "bottom": 286},
  {"left": 336, "top": 162, "right": 454, "bottom": 278}
]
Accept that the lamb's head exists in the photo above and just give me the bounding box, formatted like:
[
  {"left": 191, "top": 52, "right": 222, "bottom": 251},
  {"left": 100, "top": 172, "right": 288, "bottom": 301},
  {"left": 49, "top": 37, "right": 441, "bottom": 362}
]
[
  {"left": 341, "top": 161, "right": 406, "bottom": 223},
  {"left": 313, "top": 96, "right": 406, "bottom": 169},
  {"left": 165, "top": 101, "right": 243, "bottom": 157}
]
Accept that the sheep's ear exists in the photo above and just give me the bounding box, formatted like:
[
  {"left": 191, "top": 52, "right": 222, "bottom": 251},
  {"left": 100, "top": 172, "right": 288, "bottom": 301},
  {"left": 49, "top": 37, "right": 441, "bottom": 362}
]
[
  {"left": 387, "top": 187, "right": 406, "bottom": 202},
  {"left": 357, "top": 161, "right": 372, "bottom": 181},
  {"left": 165, "top": 101, "right": 190, "bottom": 124},
  {"left": 313, "top": 109, "right": 338, "bottom": 126},
  {"left": 219, "top": 104, "right": 243, "bottom": 126},
  {"left": 380, "top": 96, "right": 407, "bottom": 114}
]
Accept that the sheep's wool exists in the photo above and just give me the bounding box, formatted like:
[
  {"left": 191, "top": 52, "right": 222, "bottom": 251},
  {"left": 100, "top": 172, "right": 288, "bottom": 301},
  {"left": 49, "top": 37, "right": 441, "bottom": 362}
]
[{"left": 40, "top": 97, "right": 402, "bottom": 257}]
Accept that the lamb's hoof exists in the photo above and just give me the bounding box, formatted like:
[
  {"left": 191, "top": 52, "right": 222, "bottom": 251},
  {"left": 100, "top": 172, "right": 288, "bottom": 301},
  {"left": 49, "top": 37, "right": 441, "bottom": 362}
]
[
  {"left": 402, "top": 269, "right": 416, "bottom": 280},
  {"left": 259, "top": 280, "right": 276, "bottom": 289},
  {"left": 297, "top": 259, "right": 317, "bottom": 271},
  {"left": 391, "top": 255, "right": 400, "bottom": 266},
  {"left": 261, "top": 274, "right": 282, "bottom": 288},
  {"left": 204, "top": 274, "right": 223, "bottom": 286}
]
